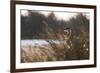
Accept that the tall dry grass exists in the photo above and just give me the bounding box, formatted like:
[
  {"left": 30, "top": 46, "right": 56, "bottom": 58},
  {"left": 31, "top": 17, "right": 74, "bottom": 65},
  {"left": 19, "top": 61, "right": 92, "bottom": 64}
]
[
  {"left": 21, "top": 40, "right": 70, "bottom": 63},
  {"left": 21, "top": 39, "right": 89, "bottom": 63}
]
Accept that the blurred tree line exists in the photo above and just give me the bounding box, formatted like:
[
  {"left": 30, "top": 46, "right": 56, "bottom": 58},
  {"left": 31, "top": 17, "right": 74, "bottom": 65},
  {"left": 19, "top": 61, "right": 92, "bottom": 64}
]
[{"left": 21, "top": 10, "right": 89, "bottom": 60}]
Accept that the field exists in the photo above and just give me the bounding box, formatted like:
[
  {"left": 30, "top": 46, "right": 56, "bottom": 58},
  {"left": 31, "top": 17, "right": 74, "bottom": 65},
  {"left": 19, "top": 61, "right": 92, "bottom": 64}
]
[{"left": 21, "top": 39, "right": 89, "bottom": 63}]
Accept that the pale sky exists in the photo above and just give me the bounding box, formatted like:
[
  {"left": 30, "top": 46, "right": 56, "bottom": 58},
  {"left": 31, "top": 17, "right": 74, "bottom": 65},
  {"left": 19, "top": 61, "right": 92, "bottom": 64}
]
[
  {"left": 40, "top": 11, "right": 77, "bottom": 21},
  {"left": 21, "top": 10, "right": 89, "bottom": 21}
]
